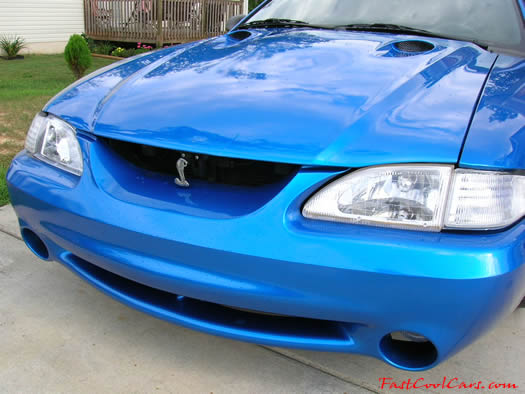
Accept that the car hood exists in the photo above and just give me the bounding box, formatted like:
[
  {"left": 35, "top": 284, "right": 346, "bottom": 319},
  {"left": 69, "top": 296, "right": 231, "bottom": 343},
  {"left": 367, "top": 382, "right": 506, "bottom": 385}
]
[{"left": 46, "top": 29, "right": 497, "bottom": 167}]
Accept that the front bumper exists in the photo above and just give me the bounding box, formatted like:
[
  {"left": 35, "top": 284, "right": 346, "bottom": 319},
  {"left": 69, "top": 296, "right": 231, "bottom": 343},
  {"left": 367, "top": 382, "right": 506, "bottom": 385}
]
[{"left": 6, "top": 139, "right": 525, "bottom": 371}]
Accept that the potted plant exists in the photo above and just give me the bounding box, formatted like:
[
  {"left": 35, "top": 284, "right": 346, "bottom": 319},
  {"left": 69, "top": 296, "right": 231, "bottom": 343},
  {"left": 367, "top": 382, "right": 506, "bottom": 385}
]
[{"left": 0, "top": 35, "right": 27, "bottom": 60}]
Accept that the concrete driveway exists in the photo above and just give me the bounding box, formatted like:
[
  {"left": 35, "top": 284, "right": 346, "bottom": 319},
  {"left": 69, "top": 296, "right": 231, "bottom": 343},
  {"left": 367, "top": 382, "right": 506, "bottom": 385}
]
[{"left": 0, "top": 204, "right": 523, "bottom": 393}]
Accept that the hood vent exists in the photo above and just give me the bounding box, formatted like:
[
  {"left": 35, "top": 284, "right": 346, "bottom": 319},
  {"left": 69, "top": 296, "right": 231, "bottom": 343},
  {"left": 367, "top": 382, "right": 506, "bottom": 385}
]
[
  {"left": 228, "top": 30, "right": 252, "bottom": 41},
  {"left": 393, "top": 40, "right": 435, "bottom": 54}
]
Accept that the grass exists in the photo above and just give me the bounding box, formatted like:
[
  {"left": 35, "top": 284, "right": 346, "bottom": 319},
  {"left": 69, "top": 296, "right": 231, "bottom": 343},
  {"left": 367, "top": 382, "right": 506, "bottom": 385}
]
[
  {"left": 0, "top": 158, "right": 8, "bottom": 205},
  {"left": 0, "top": 54, "right": 115, "bottom": 206}
]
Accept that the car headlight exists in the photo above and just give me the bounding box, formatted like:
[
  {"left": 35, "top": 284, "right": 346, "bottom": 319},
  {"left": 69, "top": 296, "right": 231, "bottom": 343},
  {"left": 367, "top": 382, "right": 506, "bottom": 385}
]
[
  {"left": 302, "top": 165, "right": 525, "bottom": 232},
  {"left": 445, "top": 169, "right": 525, "bottom": 230},
  {"left": 24, "top": 113, "right": 83, "bottom": 176}
]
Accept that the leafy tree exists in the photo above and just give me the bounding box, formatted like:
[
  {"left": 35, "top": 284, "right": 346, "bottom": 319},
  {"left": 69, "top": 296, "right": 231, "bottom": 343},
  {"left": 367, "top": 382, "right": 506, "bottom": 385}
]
[{"left": 64, "top": 34, "right": 92, "bottom": 80}]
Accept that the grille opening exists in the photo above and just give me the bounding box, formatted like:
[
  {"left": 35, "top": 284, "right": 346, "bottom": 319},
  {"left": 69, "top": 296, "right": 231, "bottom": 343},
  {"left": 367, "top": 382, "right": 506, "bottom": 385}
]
[
  {"left": 65, "top": 253, "right": 353, "bottom": 346},
  {"left": 103, "top": 138, "right": 299, "bottom": 187},
  {"left": 394, "top": 40, "right": 435, "bottom": 53}
]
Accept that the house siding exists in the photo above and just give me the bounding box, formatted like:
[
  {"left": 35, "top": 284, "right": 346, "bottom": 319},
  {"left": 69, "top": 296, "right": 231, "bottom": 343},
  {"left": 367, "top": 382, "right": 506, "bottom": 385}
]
[{"left": 0, "top": 0, "right": 84, "bottom": 54}]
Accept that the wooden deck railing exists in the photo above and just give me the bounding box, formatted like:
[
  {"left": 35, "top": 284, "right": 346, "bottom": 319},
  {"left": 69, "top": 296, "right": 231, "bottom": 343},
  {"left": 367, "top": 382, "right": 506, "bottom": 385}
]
[{"left": 85, "top": 0, "right": 245, "bottom": 45}]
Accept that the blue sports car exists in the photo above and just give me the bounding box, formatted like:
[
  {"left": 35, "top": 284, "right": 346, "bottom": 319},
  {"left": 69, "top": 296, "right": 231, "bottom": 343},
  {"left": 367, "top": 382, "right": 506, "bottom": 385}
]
[{"left": 6, "top": 0, "right": 525, "bottom": 370}]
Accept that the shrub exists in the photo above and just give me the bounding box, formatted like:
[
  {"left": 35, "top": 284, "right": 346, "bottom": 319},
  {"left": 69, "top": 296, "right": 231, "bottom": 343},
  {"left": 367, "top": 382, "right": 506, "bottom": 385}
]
[
  {"left": 81, "top": 33, "right": 96, "bottom": 52},
  {"left": 137, "top": 42, "right": 154, "bottom": 50},
  {"left": 93, "top": 41, "right": 114, "bottom": 55},
  {"left": 64, "top": 34, "right": 92, "bottom": 80},
  {"left": 113, "top": 46, "right": 152, "bottom": 58},
  {"left": 116, "top": 48, "right": 143, "bottom": 58},
  {"left": 121, "top": 48, "right": 137, "bottom": 58},
  {"left": 0, "top": 35, "right": 27, "bottom": 58},
  {"left": 111, "top": 47, "right": 125, "bottom": 57}
]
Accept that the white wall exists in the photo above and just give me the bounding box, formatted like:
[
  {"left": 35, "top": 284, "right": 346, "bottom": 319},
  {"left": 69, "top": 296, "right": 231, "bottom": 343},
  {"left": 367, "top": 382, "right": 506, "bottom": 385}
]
[{"left": 0, "top": 0, "right": 84, "bottom": 54}]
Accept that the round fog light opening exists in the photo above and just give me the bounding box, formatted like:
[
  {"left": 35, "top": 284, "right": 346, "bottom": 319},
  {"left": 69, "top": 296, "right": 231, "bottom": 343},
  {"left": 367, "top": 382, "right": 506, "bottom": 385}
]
[
  {"left": 380, "top": 331, "right": 438, "bottom": 370},
  {"left": 21, "top": 228, "right": 49, "bottom": 260}
]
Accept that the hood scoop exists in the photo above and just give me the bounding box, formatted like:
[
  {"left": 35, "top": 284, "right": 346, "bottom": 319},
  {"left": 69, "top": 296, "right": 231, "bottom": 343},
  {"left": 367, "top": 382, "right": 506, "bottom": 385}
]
[
  {"left": 228, "top": 30, "right": 252, "bottom": 41},
  {"left": 393, "top": 40, "right": 435, "bottom": 55}
]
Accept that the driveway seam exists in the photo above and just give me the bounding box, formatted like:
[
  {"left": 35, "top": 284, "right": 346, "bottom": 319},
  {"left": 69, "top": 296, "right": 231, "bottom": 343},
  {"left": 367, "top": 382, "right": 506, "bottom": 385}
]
[
  {"left": 0, "top": 226, "right": 375, "bottom": 392},
  {"left": 0, "top": 227, "right": 21, "bottom": 241},
  {"left": 260, "top": 346, "right": 381, "bottom": 393}
]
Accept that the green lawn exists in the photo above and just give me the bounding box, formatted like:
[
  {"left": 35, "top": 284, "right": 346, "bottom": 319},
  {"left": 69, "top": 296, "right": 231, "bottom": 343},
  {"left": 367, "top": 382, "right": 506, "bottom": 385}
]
[{"left": 0, "top": 54, "right": 115, "bottom": 206}]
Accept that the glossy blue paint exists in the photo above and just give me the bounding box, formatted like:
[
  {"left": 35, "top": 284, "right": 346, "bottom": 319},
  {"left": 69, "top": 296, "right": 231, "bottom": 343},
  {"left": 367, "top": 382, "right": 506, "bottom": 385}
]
[
  {"left": 91, "top": 139, "right": 294, "bottom": 218},
  {"left": 6, "top": 143, "right": 525, "bottom": 370},
  {"left": 519, "top": 0, "right": 525, "bottom": 18},
  {"left": 460, "top": 56, "right": 525, "bottom": 170},
  {"left": 7, "top": 23, "right": 525, "bottom": 371},
  {"left": 46, "top": 30, "right": 496, "bottom": 167}
]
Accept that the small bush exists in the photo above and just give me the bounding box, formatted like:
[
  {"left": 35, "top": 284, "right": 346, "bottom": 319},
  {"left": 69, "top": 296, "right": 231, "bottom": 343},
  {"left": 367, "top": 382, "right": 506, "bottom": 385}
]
[
  {"left": 93, "top": 42, "right": 114, "bottom": 55},
  {"left": 0, "top": 162, "right": 9, "bottom": 206},
  {"left": 120, "top": 48, "right": 135, "bottom": 58},
  {"left": 64, "top": 34, "right": 93, "bottom": 80},
  {"left": 111, "top": 47, "right": 125, "bottom": 57},
  {"left": 115, "top": 48, "right": 150, "bottom": 58},
  {"left": 81, "top": 33, "right": 96, "bottom": 52},
  {"left": 0, "top": 35, "right": 26, "bottom": 58},
  {"left": 137, "top": 42, "right": 154, "bottom": 50}
]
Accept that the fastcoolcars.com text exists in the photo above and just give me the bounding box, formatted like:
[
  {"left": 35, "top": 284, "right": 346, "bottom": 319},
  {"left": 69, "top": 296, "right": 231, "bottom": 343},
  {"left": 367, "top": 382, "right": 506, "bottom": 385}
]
[{"left": 379, "top": 377, "right": 519, "bottom": 390}]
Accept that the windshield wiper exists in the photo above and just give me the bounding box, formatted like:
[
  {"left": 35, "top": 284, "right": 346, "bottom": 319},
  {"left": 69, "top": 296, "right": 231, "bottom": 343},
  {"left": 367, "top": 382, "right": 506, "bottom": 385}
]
[
  {"left": 334, "top": 23, "right": 489, "bottom": 50},
  {"left": 237, "top": 20, "right": 490, "bottom": 50},
  {"left": 334, "top": 23, "right": 448, "bottom": 38},
  {"left": 238, "top": 18, "right": 330, "bottom": 30}
]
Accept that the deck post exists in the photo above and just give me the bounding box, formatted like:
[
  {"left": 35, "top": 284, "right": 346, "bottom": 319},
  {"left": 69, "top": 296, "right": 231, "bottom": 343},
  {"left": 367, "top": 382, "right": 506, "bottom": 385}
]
[
  {"left": 156, "top": 0, "right": 164, "bottom": 47},
  {"left": 202, "top": 0, "right": 208, "bottom": 37}
]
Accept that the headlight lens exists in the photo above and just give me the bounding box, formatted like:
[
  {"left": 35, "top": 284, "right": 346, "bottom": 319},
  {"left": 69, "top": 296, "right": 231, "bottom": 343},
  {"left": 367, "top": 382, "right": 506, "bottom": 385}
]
[
  {"left": 303, "top": 165, "right": 525, "bottom": 231},
  {"left": 25, "top": 113, "right": 83, "bottom": 176},
  {"left": 303, "top": 165, "right": 453, "bottom": 231}
]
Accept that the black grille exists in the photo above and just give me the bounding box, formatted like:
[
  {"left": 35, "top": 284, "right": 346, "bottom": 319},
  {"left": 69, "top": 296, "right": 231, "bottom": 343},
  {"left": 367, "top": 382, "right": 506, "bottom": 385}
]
[
  {"left": 103, "top": 138, "right": 299, "bottom": 187},
  {"left": 65, "top": 253, "right": 352, "bottom": 345},
  {"left": 394, "top": 40, "right": 435, "bottom": 53}
]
